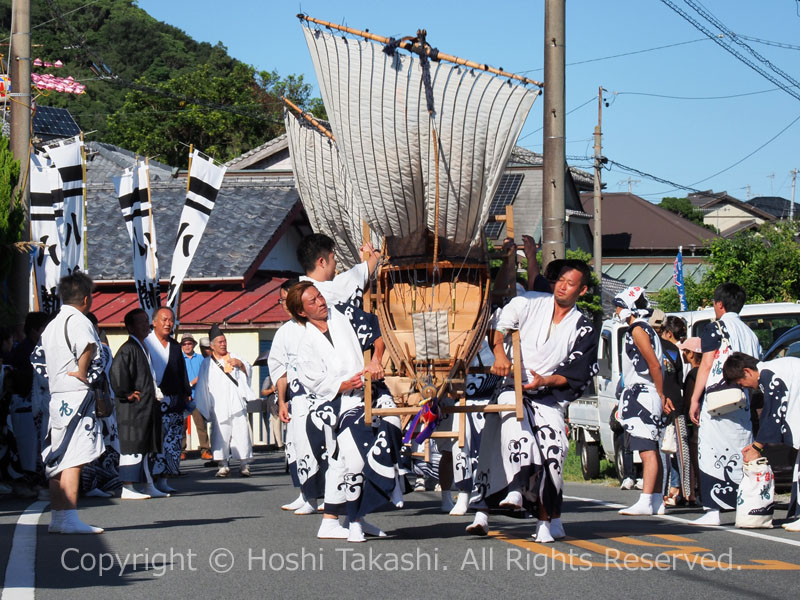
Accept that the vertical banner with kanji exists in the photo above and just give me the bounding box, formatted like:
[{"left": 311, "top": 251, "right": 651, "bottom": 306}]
[
  {"left": 166, "top": 150, "right": 227, "bottom": 310},
  {"left": 114, "top": 161, "right": 160, "bottom": 319},
  {"left": 674, "top": 246, "right": 688, "bottom": 312},
  {"left": 29, "top": 153, "right": 63, "bottom": 314},
  {"left": 44, "top": 135, "right": 85, "bottom": 275}
]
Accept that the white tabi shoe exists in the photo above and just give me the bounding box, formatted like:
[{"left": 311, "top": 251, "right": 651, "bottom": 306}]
[
  {"left": 143, "top": 484, "right": 170, "bottom": 498},
  {"left": 59, "top": 510, "right": 103, "bottom": 534},
  {"left": 550, "top": 517, "right": 566, "bottom": 540},
  {"left": 215, "top": 466, "right": 230, "bottom": 478},
  {"left": 466, "top": 511, "right": 489, "bottom": 536},
  {"left": 499, "top": 490, "right": 523, "bottom": 510},
  {"left": 317, "top": 502, "right": 325, "bottom": 511},
  {"left": 281, "top": 494, "right": 306, "bottom": 511},
  {"left": 619, "top": 494, "right": 654, "bottom": 516},
  {"left": 121, "top": 486, "right": 151, "bottom": 500},
  {"left": 294, "top": 501, "right": 317, "bottom": 515},
  {"left": 620, "top": 477, "right": 635, "bottom": 490},
  {"left": 449, "top": 492, "right": 470, "bottom": 516},
  {"left": 347, "top": 521, "right": 366, "bottom": 543},
  {"left": 692, "top": 509, "right": 721, "bottom": 526},
  {"left": 391, "top": 477, "right": 404, "bottom": 508},
  {"left": 85, "top": 488, "right": 112, "bottom": 498},
  {"left": 344, "top": 518, "right": 387, "bottom": 537},
  {"left": 239, "top": 465, "right": 251, "bottom": 477},
  {"left": 782, "top": 518, "right": 800, "bottom": 532},
  {"left": 317, "top": 518, "right": 349, "bottom": 540},
  {"left": 532, "top": 520, "right": 555, "bottom": 543},
  {"left": 441, "top": 491, "right": 456, "bottom": 513},
  {"left": 48, "top": 510, "right": 63, "bottom": 534}
]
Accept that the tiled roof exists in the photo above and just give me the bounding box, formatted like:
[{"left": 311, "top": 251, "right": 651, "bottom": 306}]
[
  {"left": 85, "top": 142, "right": 174, "bottom": 183},
  {"left": 748, "top": 196, "right": 799, "bottom": 220},
  {"left": 224, "top": 134, "right": 289, "bottom": 170},
  {"left": 85, "top": 146, "right": 301, "bottom": 280}
]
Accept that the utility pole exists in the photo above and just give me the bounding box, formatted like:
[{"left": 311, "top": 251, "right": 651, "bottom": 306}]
[
  {"left": 541, "top": 0, "right": 566, "bottom": 270},
  {"left": 9, "top": 0, "right": 31, "bottom": 322},
  {"left": 791, "top": 168, "right": 797, "bottom": 221},
  {"left": 592, "top": 87, "right": 604, "bottom": 294}
]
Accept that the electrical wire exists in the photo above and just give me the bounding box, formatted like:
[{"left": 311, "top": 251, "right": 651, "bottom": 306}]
[{"left": 614, "top": 88, "right": 785, "bottom": 101}]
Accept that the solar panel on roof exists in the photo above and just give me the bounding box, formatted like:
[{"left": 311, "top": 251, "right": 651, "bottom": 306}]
[
  {"left": 33, "top": 106, "right": 81, "bottom": 140},
  {"left": 484, "top": 173, "right": 524, "bottom": 239}
]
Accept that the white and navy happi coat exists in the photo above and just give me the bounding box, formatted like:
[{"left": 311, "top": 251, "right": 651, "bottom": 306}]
[
  {"left": 35, "top": 306, "right": 107, "bottom": 477},
  {"left": 296, "top": 304, "right": 402, "bottom": 521},
  {"left": 698, "top": 313, "right": 761, "bottom": 511},
  {"left": 195, "top": 353, "right": 256, "bottom": 464},
  {"left": 470, "top": 292, "right": 597, "bottom": 516},
  {"left": 619, "top": 319, "right": 665, "bottom": 443},
  {"left": 268, "top": 319, "right": 321, "bottom": 495},
  {"left": 755, "top": 357, "right": 800, "bottom": 519}
]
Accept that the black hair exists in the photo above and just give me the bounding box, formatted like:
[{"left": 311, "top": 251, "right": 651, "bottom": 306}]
[
  {"left": 722, "top": 352, "right": 759, "bottom": 384},
  {"left": 123, "top": 308, "right": 148, "bottom": 331},
  {"left": 664, "top": 315, "right": 687, "bottom": 341},
  {"left": 296, "top": 233, "right": 335, "bottom": 275},
  {"left": 551, "top": 259, "right": 592, "bottom": 289},
  {"left": 280, "top": 277, "right": 300, "bottom": 292},
  {"left": 714, "top": 283, "right": 746, "bottom": 314},
  {"left": 58, "top": 271, "right": 94, "bottom": 306}
]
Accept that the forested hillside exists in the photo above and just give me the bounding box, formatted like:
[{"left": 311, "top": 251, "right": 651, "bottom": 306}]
[{"left": 0, "top": 0, "right": 319, "bottom": 166}]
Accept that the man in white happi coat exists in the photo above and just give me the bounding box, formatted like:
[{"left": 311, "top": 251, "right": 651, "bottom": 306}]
[
  {"left": 39, "top": 272, "right": 105, "bottom": 534},
  {"left": 467, "top": 260, "right": 598, "bottom": 543},
  {"left": 689, "top": 283, "right": 761, "bottom": 526},
  {"left": 287, "top": 281, "right": 402, "bottom": 543},
  {"left": 195, "top": 324, "right": 257, "bottom": 477},
  {"left": 724, "top": 352, "right": 800, "bottom": 532}
]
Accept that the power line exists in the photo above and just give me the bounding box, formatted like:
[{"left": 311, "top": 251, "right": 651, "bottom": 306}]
[
  {"left": 733, "top": 33, "right": 800, "bottom": 52},
  {"left": 518, "top": 96, "right": 596, "bottom": 141},
  {"left": 659, "top": 0, "right": 800, "bottom": 103},
  {"left": 614, "top": 87, "right": 784, "bottom": 101},
  {"left": 606, "top": 160, "right": 704, "bottom": 194},
  {"left": 518, "top": 37, "right": 708, "bottom": 74}
]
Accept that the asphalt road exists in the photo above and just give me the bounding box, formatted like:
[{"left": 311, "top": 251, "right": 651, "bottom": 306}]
[{"left": 2, "top": 451, "right": 799, "bottom": 600}]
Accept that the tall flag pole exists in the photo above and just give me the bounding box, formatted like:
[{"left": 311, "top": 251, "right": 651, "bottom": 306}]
[
  {"left": 44, "top": 134, "right": 85, "bottom": 275},
  {"left": 674, "top": 245, "right": 688, "bottom": 311},
  {"left": 113, "top": 161, "right": 160, "bottom": 319},
  {"left": 142, "top": 158, "right": 159, "bottom": 295},
  {"left": 29, "top": 152, "right": 63, "bottom": 314},
  {"left": 166, "top": 148, "right": 227, "bottom": 313}
]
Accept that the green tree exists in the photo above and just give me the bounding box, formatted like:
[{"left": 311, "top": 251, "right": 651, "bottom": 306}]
[
  {"left": 659, "top": 197, "right": 714, "bottom": 230},
  {"left": 0, "top": 137, "right": 23, "bottom": 324},
  {"left": 565, "top": 248, "right": 603, "bottom": 319}
]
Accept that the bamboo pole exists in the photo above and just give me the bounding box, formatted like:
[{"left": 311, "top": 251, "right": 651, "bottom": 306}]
[
  {"left": 80, "top": 132, "right": 88, "bottom": 273},
  {"left": 282, "top": 96, "right": 335, "bottom": 141},
  {"left": 362, "top": 220, "right": 373, "bottom": 424},
  {"left": 298, "top": 14, "right": 544, "bottom": 88}
]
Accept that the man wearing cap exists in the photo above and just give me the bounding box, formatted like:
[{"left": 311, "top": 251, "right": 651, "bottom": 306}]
[
  {"left": 195, "top": 324, "right": 257, "bottom": 477},
  {"left": 198, "top": 337, "right": 212, "bottom": 358},
  {"left": 181, "top": 333, "right": 212, "bottom": 460}
]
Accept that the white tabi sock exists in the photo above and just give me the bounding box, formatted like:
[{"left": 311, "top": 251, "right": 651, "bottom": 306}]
[
  {"left": 391, "top": 474, "right": 404, "bottom": 508},
  {"left": 651, "top": 494, "right": 665, "bottom": 515},
  {"left": 294, "top": 501, "right": 317, "bottom": 515},
  {"left": 499, "top": 490, "right": 523, "bottom": 509},
  {"left": 347, "top": 520, "right": 366, "bottom": 543},
  {"left": 143, "top": 483, "right": 170, "bottom": 498},
  {"left": 449, "top": 492, "right": 470, "bottom": 516},
  {"left": 344, "top": 517, "right": 387, "bottom": 537},
  {"left": 317, "top": 518, "right": 349, "bottom": 539},
  {"left": 783, "top": 518, "right": 800, "bottom": 531},
  {"left": 466, "top": 511, "right": 489, "bottom": 536},
  {"left": 281, "top": 493, "right": 306, "bottom": 511},
  {"left": 692, "top": 509, "right": 721, "bottom": 526},
  {"left": 550, "top": 517, "right": 566, "bottom": 539},
  {"left": 619, "top": 493, "right": 654, "bottom": 516},
  {"left": 156, "top": 478, "right": 177, "bottom": 493},
  {"left": 533, "top": 520, "right": 555, "bottom": 543},
  {"left": 121, "top": 485, "right": 151, "bottom": 500},
  {"left": 60, "top": 509, "right": 103, "bottom": 534}
]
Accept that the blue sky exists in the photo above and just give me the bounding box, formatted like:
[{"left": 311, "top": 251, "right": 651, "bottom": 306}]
[{"left": 134, "top": 0, "right": 800, "bottom": 202}]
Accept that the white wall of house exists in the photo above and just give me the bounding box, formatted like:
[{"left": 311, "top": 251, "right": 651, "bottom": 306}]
[
  {"left": 703, "top": 203, "right": 766, "bottom": 232},
  {"left": 257, "top": 226, "right": 305, "bottom": 272}
]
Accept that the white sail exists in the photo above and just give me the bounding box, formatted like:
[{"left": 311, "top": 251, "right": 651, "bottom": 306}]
[
  {"left": 302, "top": 25, "right": 538, "bottom": 258},
  {"left": 284, "top": 111, "right": 378, "bottom": 270}
]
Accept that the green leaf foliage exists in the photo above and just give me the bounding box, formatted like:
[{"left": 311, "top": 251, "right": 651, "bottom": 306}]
[
  {"left": 0, "top": 136, "right": 23, "bottom": 322},
  {"left": 659, "top": 196, "right": 716, "bottom": 232},
  {"left": 0, "top": 0, "right": 319, "bottom": 165}
]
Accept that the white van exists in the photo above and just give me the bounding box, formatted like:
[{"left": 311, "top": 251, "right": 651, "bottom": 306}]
[{"left": 567, "top": 302, "right": 800, "bottom": 480}]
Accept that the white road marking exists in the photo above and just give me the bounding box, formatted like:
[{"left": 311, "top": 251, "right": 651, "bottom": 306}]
[
  {"left": 564, "top": 494, "right": 800, "bottom": 548},
  {"left": 1, "top": 500, "right": 48, "bottom": 600}
]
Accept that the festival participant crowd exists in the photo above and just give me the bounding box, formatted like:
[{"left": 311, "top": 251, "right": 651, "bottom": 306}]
[{"left": 1, "top": 235, "right": 798, "bottom": 537}]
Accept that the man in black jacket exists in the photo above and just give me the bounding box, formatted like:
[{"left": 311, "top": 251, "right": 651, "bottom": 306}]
[{"left": 110, "top": 308, "right": 163, "bottom": 500}]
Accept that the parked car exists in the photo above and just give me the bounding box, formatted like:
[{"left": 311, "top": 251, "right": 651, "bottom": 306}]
[{"left": 762, "top": 324, "right": 800, "bottom": 360}]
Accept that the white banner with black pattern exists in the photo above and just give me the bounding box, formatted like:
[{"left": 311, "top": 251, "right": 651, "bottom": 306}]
[
  {"left": 165, "top": 150, "right": 226, "bottom": 309},
  {"left": 29, "top": 153, "right": 63, "bottom": 314},
  {"left": 114, "top": 161, "right": 160, "bottom": 319},
  {"left": 44, "top": 135, "right": 85, "bottom": 275}
]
